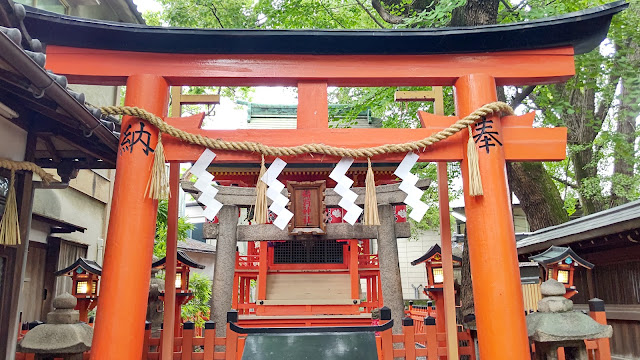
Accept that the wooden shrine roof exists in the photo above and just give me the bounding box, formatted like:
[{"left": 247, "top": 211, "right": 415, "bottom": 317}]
[
  {"left": 529, "top": 245, "right": 594, "bottom": 269},
  {"left": 411, "top": 244, "right": 462, "bottom": 266},
  {"left": 54, "top": 257, "right": 102, "bottom": 276},
  {"left": 22, "top": 2, "right": 626, "bottom": 55},
  {"left": 152, "top": 250, "right": 206, "bottom": 269}
]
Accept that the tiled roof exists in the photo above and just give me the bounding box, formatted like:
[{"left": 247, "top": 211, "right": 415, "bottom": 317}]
[
  {"left": 178, "top": 238, "right": 216, "bottom": 254},
  {"left": 517, "top": 199, "right": 640, "bottom": 254},
  {"left": 0, "top": 0, "right": 120, "bottom": 169}
]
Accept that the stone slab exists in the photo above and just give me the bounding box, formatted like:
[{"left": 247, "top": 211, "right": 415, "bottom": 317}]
[{"left": 203, "top": 222, "right": 410, "bottom": 241}]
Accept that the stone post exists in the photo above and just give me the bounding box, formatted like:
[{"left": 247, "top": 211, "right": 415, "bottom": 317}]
[
  {"left": 377, "top": 204, "right": 404, "bottom": 334},
  {"left": 211, "top": 205, "right": 238, "bottom": 338}
]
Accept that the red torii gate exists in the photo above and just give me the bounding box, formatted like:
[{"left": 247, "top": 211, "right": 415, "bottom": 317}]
[
  {"left": 97, "top": 64, "right": 559, "bottom": 360},
  {"left": 23, "top": 2, "right": 625, "bottom": 359}
]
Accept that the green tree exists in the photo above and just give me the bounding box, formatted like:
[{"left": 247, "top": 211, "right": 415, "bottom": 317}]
[
  {"left": 181, "top": 272, "right": 212, "bottom": 328},
  {"left": 154, "top": 199, "right": 195, "bottom": 258}
]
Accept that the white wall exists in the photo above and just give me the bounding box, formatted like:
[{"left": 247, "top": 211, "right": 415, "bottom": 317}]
[
  {"left": 184, "top": 251, "right": 215, "bottom": 281},
  {"left": 397, "top": 230, "right": 441, "bottom": 300},
  {"left": 32, "top": 172, "right": 111, "bottom": 264},
  {"left": 0, "top": 116, "right": 26, "bottom": 162}
]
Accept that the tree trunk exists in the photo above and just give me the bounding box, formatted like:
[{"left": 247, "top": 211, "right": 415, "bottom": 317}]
[
  {"left": 611, "top": 41, "right": 640, "bottom": 207},
  {"left": 507, "top": 162, "right": 568, "bottom": 231},
  {"left": 451, "top": 0, "right": 499, "bottom": 26},
  {"left": 497, "top": 88, "right": 569, "bottom": 232}
]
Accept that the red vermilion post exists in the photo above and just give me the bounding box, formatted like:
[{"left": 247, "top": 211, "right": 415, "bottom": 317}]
[
  {"left": 91, "top": 74, "right": 169, "bottom": 360},
  {"left": 437, "top": 162, "right": 459, "bottom": 360},
  {"left": 349, "top": 239, "right": 359, "bottom": 309},
  {"left": 455, "top": 73, "right": 529, "bottom": 360},
  {"left": 162, "top": 163, "right": 179, "bottom": 358}
]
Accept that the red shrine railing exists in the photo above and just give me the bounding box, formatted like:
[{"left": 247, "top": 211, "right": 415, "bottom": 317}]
[{"left": 16, "top": 304, "right": 613, "bottom": 360}]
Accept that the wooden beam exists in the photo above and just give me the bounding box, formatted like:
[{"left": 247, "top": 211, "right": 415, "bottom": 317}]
[
  {"left": 162, "top": 111, "right": 565, "bottom": 163},
  {"left": 171, "top": 87, "right": 221, "bottom": 117},
  {"left": 203, "top": 222, "right": 411, "bottom": 241},
  {"left": 46, "top": 46, "right": 575, "bottom": 87},
  {"left": 181, "top": 178, "right": 431, "bottom": 207},
  {"left": 179, "top": 94, "right": 221, "bottom": 105},
  {"left": 297, "top": 81, "right": 328, "bottom": 129},
  {"left": 41, "top": 135, "right": 61, "bottom": 163},
  {"left": 394, "top": 90, "right": 436, "bottom": 102}
]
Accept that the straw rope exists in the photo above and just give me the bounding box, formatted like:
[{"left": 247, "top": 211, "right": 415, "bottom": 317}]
[
  {"left": 0, "top": 159, "right": 57, "bottom": 245},
  {"left": 100, "top": 102, "right": 513, "bottom": 158},
  {"left": 0, "top": 159, "right": 55, "bottom": 185}
]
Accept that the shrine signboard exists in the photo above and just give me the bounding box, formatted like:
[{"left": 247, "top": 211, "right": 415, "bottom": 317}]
[{"left": 287, "top": 181, "right": 326, "bottom": 235}]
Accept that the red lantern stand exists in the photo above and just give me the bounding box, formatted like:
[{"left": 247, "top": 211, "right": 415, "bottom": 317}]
[
  {"left": 411, "top": 245, "right": 461, "bottom": 344},
  {"left": 529, "top": 245, "right": 595, "bottom": 299},
  {"left": 54, "top": 258, "right": 103, "bottom": 323},
  {"left": 152, "top": 251, "right": 206, "bottom": 338}
]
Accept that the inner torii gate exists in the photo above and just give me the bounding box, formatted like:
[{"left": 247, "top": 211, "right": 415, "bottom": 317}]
[{"left": 23, "top": 2, "right": 626, "bottom": 359}]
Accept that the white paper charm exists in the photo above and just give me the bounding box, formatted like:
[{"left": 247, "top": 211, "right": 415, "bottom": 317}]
[
  {"left": 260, "top": 157, "right": 293, "bottom": 230},
  {"left": 329, "top": 157, "right": 363, "bottom": 225},
  {"left": 189, "top": 149, "right": 223, "bottom": 220},
  {"left": 393, "top": 152, "right": 428, "bottom": 222}
]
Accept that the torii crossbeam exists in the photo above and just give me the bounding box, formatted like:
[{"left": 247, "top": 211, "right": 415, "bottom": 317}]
[{"left": 22, "top": 2, "right": 626, "bottom": 360}]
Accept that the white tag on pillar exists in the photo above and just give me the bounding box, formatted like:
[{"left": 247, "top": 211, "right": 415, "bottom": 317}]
[
  {"left": 260, "top": 157, "right": 293, "bottom": 230},
  {"left": 394, "top": 152, "right": 428, "bottom": 222},
  {"left": 329, "top": 157, "right": 363, "bottom": 225},
  {"left": 190, "top": 149, "right": 223, "bottom": 220}
]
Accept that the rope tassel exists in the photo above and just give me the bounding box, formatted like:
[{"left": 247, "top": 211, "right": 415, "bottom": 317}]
[
  {"left": 253, "top": 155, "right": 268, "bottom": 224},
  {"left": 467, "top": 125, "right": 483, "bottom": 196},
  {"left": 146, "top": 133, "right": 170, "bottom": 200},
  {"left": 363, "top": 158, "right": 380, "bottom": 226},
  {"left": 0, "top": 171, "right": 20, "bottom": 245}
]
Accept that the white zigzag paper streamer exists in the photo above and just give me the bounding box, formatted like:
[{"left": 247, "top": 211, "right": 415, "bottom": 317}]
[
  {"left": 329, "top": 157, "right": 363, "bottom": 225},
  {"left": 260, "top": 157, "right": 293, "bottom": 230},
  {"left": 394, "top": 152, "right": 428, "bottom": 222},
  {"left": 190, "top": 149, "right": 223, "bottom": 220}
]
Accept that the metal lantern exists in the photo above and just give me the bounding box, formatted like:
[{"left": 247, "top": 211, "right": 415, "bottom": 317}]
[{"left": 54, "top": 258, "right": 102, "bottom": 322}]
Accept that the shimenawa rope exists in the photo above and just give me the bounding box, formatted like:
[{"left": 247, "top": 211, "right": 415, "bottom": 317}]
[{"left": 101, "top": 101, "right": 513, "bottom": 205}]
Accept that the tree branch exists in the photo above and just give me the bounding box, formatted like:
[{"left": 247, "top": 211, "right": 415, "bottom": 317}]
[
  {"left": 208, "top": 4, "right": 225, "bottom": 28},
  {"left": 510, "top": 85, "right": 536, "bottom": 109},
  {"left": 500, "top": 0, "right": 513, "bottom": 11},
  {"left": 354, "top": 0, "right": 386, "bottom": 28},
  {"left": 551, "top": 175, "right": 577, "bottom": 189},
  {"left": 370, "top": 0, "right": 405, "bottom": 24},
  {"left": 320, "top": 2, "right": 347, "bottom": 28}
]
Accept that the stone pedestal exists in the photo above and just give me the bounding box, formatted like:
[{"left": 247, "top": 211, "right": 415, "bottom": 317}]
[
  {"left": 18, "top": 293, "right": 93, "bottom": 360},
  {"left": 527, "top": 280, "right": 612, "bottom": 360}
]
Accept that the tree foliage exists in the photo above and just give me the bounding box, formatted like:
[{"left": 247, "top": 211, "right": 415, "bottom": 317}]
[
  {"left": 154, "top": 199, "right": 195, "bottom": 258},
  {"left": 181, "top": 272, "right": 212, "bottom": 328},
  {"left": 144, "top": 0, "right": 640, "bottom": 229}
]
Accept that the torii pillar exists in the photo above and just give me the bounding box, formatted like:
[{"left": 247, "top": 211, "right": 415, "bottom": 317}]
[
  {"left": 456, "top": 74, "right": 530, "bottom": 358},
  {"left": 90, "top": 74, "right": 169, "bottom": 360}
]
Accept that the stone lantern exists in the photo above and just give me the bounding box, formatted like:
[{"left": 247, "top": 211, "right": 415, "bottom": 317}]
[
  {"left": 526, "top": 279, "right": 612, "bottom": 360},
  {"left": 18, "top": 293, "right": 93, "bottom": 360}
]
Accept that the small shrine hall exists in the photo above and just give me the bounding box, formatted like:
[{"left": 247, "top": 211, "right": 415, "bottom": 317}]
[{"left": 7, "top": 1, "right": 628, "bottom": 360}]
